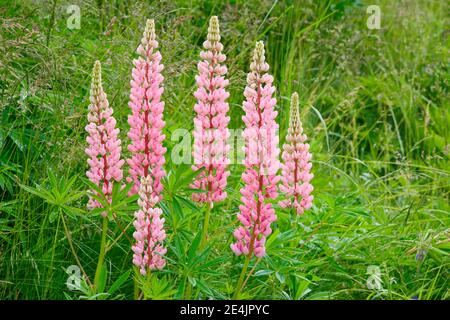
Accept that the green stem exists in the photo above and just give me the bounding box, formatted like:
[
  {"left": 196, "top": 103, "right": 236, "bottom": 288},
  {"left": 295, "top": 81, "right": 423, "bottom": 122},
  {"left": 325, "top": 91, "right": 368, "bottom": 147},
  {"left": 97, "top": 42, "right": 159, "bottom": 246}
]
[
  {"left": 61, "top": 213, "right": 91, "bottom": 286},
  {"left": 200, "top": 203, "right": 212, "bottom": 249},
  {"left": 145, "top": 270, "right": 152, "bottom": 300},
  {"left": 185, "top": 277, "right": 192, "bottom": 300},
  {"left": 134, "top": 277, "right": 140, "bottom": 300},
  {"left": 290, "top": 208, "right": 297, "bottom": 248},
  {"left": 233, "top": 255, "right": 251, "bottom": 299},
  {"left": 94, "top": 216, "right": 108, "bottom": 292}
]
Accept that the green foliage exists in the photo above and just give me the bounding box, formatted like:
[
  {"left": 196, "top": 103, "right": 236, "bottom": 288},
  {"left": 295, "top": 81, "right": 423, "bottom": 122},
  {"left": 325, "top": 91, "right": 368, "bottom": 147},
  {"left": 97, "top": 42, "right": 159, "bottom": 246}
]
[
  {"left": 137, "top": 272, "right": 176, "bottom": 300},
  {"left": 19, "top": 170, "right": 85, "bottom": 219},
  {"left": 64, "top": 268, "right": 131, "bottom": 300},
  {"left": 83, "top": 179, "right": 138, "bottom": 219}
]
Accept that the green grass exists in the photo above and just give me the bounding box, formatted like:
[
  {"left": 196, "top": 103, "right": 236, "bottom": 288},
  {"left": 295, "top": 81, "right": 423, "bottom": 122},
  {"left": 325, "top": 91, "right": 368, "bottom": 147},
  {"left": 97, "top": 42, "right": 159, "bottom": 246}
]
[{"left": 0, "top": 0, "right": 448, "bottom": 300}]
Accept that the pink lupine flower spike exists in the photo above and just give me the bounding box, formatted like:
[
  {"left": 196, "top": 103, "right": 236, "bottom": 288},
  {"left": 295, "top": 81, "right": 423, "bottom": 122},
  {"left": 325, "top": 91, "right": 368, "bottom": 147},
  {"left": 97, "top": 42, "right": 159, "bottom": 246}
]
[
  {"left": 191, "top": 16, "right": 230, "bottom": 247},
  {"left": 231, "top": 41, "right": 280, "bottom": 259},
  {"left": 132, "top": 175, "right": 167, "bottom": 275},
  {"left": 85, "top": 61, "right": 124, "bottom": 292},
  {"left": 279, "top": 92, "right": 314, "bottom": 214},
  {"left": 127, "top": 19, "right": 166, "bottom": 200},
  {"left": 231, "top": 41, "right": 280, "bottom": 299},
  {"left": 191, "top": 16, "right": 230, "bottom": 204},
  {"left": 85, "top": 60, "right": 124, "bottom": 212}
]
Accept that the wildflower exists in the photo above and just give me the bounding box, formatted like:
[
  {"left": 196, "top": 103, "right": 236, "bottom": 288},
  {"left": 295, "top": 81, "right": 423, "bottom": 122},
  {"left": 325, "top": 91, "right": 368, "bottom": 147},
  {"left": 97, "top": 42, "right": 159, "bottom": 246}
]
[
  {"left": 132, "top": 175, "right": 167, "bottom": 275},
  {"left": 279, "top": 92, "right": 314, "bottom": 214},
  {"left": 230, "top": 41, "right": 280, "bottom": 258},
  {"left": 191, "top": 16, "right": 230, "bottom": 204},
  {"left": 415, "top": 248, "right": 427, "bottom": 261},
  {"left": 127, "top": 19, "right": 166, "bottom": 200},
  {"left": 85, "top": 61, "right": 124, "bottom": 211}
]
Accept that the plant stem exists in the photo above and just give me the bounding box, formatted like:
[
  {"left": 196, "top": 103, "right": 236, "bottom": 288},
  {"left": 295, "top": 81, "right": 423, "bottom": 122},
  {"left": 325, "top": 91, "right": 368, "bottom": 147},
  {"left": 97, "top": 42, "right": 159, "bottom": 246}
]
[
  {"left": 200, "top": 202, "right": 212, "bottom": 248},
  {"left": 134, "top": 281, "right": 139, "bottom": 300},
  {"left": 93, "top": 216, "right": 108, "bottom": 292},
  {"left": 134, "top": 276, "right": 140, "bottom": 300},
  {"left": 241, "top": 257, "right": 261, "bottom": 291},
  {"left": 46, "top": 0, "right": 57, "bottom": 46},
  {"left": 107, "top": 214, "right": 133, "bottom": 250},
  {"left": 233, "top": 255, "right": 251, "bottom": 299},
  {"left": 145, "top": 270, "right": 152, "bottom": 300},
  {"left": 185, "top": 278, "right": 192, "bottom": 300},
  {"left": 61, "top": 213, "right": 92, "bottom": 286}
]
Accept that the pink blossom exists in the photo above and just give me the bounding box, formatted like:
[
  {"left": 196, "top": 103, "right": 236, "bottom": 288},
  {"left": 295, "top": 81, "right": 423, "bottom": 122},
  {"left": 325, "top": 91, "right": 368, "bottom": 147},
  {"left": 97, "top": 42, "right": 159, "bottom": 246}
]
[
  {"left": 191, "top": 16, "right": 230, "bottom": 204},
  {"left": 279, "top": 92, "right": 314, "bottom": 214},
  {"left": 127, "top": 19, "right": 166, "bottom": 200},
  {"left": 230, "top": 42, "right": 280, "bottom": 258},
  {"left": 132, "top": 175, "right": 167, "bottom": 275},
  {"left": 85, "top": 61, "right": 124, "bottom": 212}
]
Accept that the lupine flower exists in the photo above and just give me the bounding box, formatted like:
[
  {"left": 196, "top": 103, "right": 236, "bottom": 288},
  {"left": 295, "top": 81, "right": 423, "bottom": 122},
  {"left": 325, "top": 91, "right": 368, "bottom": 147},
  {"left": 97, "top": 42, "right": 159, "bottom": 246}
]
[
  {"left": 85, "top": 61, "right": 124, "bottom": 211},
  {"left": 127, "top": 19, "right": 166, "bottom": 200},
  {"left": 279, "top": 92, "right": 314, "bottom": 214},
  {"left": 191, "top": 16, "right": 230, "bottom": 204},
  {"left": 230, "top": 42, "right": 280, "bottom": 258},
  {"left": 132, "top": 175, "right": 167, "bottom": 275}
]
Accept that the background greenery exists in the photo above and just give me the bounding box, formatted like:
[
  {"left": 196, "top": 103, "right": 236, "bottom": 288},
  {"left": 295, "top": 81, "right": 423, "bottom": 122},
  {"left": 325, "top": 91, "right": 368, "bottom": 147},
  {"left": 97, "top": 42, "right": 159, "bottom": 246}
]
[{"left": 0, "top": 0, "right": 448, "bottom": 299}]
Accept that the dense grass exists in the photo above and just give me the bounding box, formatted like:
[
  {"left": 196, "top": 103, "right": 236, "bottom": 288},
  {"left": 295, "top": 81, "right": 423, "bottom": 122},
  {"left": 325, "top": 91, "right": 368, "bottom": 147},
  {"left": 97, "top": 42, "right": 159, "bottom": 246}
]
[{"left": 0, "top": 0, "right": 448, "bottom": 299}]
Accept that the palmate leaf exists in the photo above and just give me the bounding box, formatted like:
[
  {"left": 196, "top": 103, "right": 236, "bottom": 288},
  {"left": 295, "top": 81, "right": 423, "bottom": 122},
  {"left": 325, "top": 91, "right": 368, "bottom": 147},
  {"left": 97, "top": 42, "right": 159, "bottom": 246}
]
[
  {"left": 254, "top": 269, "right": 274, "bottom": 277},
  {"left": 81, "top": 178, "right": 138, "bottom": 218},
  {"left": 162, "top": 164, "right": 205, "bottom": 195},
  {"left": 195, "top": 256, "right": 228, "bottom": 276},
  {"left": 134, "top": 266, "right": 176, "bottom": 300},
  {"left": 66, "top": 266, "right": 131, "bottom": 300},
  {"left": 20, "top": 184, "right": 55, "bottom": 203},
  {"left": 175, "top": 194, "right": 201, "bottom": 212},
  {"left": 177, "top": 166, "right": 205, "bottom": 190},
  {"left": 196, "top": 279, "right": 227, "bottom": 299},
  {"left": 19, "top": 171, "right": 86, "bottom": 221},
  {"left": 171, "top": 196, "right": 183, "bottom": 219},
  {"left": 108, "top": 269, "right": 131, "bottom": 296},
  {"left": 145, "top": 276, "right": 177, "bottom": 300},
  {"left": 168, "top": 231, "right": 227, "bottom": 298},
  {"left": 187, "top": 232, "right": 202, "bottom": 261}
]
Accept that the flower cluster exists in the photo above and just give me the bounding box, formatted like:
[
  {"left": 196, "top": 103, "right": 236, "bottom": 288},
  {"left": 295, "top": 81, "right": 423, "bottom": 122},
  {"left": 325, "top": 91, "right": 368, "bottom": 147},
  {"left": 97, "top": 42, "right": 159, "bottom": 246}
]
[
  {"left": 127, "top": 19, "right": 166, "bottom": 200},
  {"left": 230, "top": 42, "right": 280, "bottom": 258},
  {"left": 132, "top": 175, "right": 167, "bottom": 275},
  {"left": 191, "top": 16, "right": 230, "bottom": 204},
  {"left": 85, "top": 61, "right": 124, "bottom": 210},
  {"left": 84, "top": 17, "right": 316, "bottom": 276},
  {"left": 279, "top": 92, "right": 314, "bottom": 214}
]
